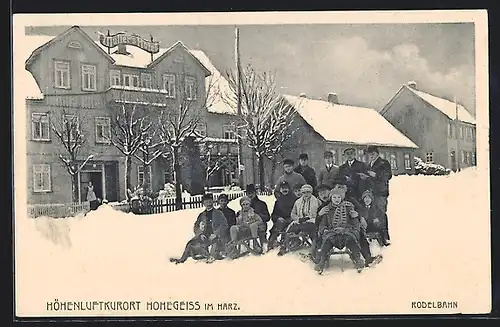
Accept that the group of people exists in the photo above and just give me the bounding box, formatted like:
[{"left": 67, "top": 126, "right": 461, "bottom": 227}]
[{"left": 170, "top": 145, "right": 393, "bottom": 274}]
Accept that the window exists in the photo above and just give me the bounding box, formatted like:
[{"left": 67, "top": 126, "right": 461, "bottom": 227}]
[
  {"left": 222, "top": 124, "right": 236, "bottom": 139},
  {"left": 404, "top": 153, "right": 411, "bottom": 170},
  {"left": 33, "top": 164, "right": 51, "bottom": 192},
  {"left": 472, "top": 128, "right": 476, "bottom": 141},
  {"left": 110, "top": 70, "right": 121, "bottom": 86},
  {"left": 141, "top": 73, "right": 152, "bottom": 88},
  {"left": 95, "top": 117, "right": 111, "bottom": 144},
  {"left": 137, "top": 165, "right": 152, "bottom": 188},
  {"left": 425, "top": 152, "right": 433, "bottom": 163},
  {"left": 163, "top": 74, "right": 176, "bottom": 98},
  {"left": 460, "top": 150, "right": 465, "bottom": 164},
  {"left": 460, "top": 126, "right": 464, "bottom": 140},
  {"left": 472, "top": 152, "right": 476, "bottom": 165},
  {"left": 31, "top": 113, "right": 50, "bottom": 141},
  {"left": 54, "top": 61, "right": 70, "bottom": 89},
  {"left": 194, "top": 123, "right": 207, "bottom": 137},
  {"left": 447, "top": 123, "right": 452, "bottom": 138},
  {"left": 185, "top": 76, "right": 197, "bottom": 100},
  {"left": 123, "top": 74, "right": 140, "bottom": 87},
  {"left": 81, "top": 64, "right": 97, "bottom": 91},
  {"left": 63, "top": 114, "right": 80, "bottom": 142},
  {"left": 390, "top": 153, "right": 398, "bottom": 170}
]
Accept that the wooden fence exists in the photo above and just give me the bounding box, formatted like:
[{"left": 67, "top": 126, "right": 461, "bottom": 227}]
[
  {"left": 136, "top": 190, "right": 273, "bottom": 215},
  {"left": 28, "top": 201, "right": 91, "bottom": 218}
]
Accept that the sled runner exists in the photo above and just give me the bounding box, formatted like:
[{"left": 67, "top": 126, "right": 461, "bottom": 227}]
[
  {"left": 278, "top": 230, "right": 313, "bottom": 256},
  {"left": 225, "top": 236, "right": 263, "bottom": 260},
  {"left": 315, "top": 229, "right": 364, "bottom": 275}
]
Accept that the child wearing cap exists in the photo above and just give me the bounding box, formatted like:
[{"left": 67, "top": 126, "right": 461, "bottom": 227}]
[
  {"left": 229, "top": 196, "right": 266, "bottom": 253},
  {"left": 268, "top": 181, "right": 298, "bottom": 249},
  {"left": 359, "top": 190, "right": 388, "bottom": 248},
  {"left": 278, "top": 184, "right": 320, "bottom": 256}
]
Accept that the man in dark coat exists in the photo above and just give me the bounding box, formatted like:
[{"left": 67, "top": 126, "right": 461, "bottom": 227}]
[
  {"left": 268, "top": 181, "right": 298, "bottom": 249},
  {"left": 365, "top": 145, "right": 393, "bottom": 245},
  {"left": 337, "top": 147, "right": 369, "bottom": 201},
  {"left": 245, "top": 184, "right": 271, "bottom": 246},
  {"left": 317, "top": 151, "right": 339, "bottom": 189},
  {"left": 294, "top": 153, "right": 318, "bottom": 194},
  {"left": 170, "top": 193, "right": 228, "bottom": 264}
]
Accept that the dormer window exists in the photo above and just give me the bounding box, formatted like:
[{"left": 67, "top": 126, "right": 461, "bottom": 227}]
[
  {"left": 54, "top": 60, "right": 70, "bottom": 89},
  {"left": 81, "top": 64, "right": 97, "bottom": 91},
  {"left": 185, "top": 76, "right": 197, "bottom": 101},
  {"left": 110, "top": 70, "right": 121, "bottom": 87},
  {"left": 141, "top": 73, "right": 152, "bottom": 88},
  {"left": 67, "top": 41, "right": 82, "bottom": 49},
  {"left": 123, "top": 73, "right": 140, "bottom": 88}
]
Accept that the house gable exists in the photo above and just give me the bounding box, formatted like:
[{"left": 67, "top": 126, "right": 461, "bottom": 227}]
[
  {"left": 147, "top": 41, "right": 211, "bottom": 77},
  {"left": 25, "top": 26, "right": 116, "bottom": 95}
]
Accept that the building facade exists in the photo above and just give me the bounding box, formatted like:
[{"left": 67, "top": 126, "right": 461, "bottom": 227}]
[
  {"left": 264, "top": 93, "right": 419, "bottom": 186},
  {"left": 24, "top": 26, "right": 250, "bottom": 205},
  {"left": 379, "top": 81, "right": 477, "bottom": 171}
]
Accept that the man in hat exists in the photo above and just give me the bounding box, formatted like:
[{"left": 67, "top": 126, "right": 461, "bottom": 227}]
[
  {"left": 365, "top": 145, "right": 392, "bottom": 245},
  {"left": 274, "top": 158, "right": 307, "bottom": 198},
  {"left": 338, "top": 147, "right": 369, "bottom": 201},
  {"left": 294, "top": 153, "right": 318, "bottom": 194},
  {"left": 317, "top": 151, "right": 339, "bottom": 189},
  {"left": 268, "top": 180, "right": 298, "bottom": 249},
  {"left": 170, "top": 193, "right": 228, "bottom": 264},
  {"left": 245, "top": 184, "right": 271, "bottom": 246}
]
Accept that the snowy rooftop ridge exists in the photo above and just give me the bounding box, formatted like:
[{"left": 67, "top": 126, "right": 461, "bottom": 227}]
[
  {"left": 284, "top": 95, "right": 418, "bottom": 149},
  {"left": 22, "top": 34, "right": 236, "bottom": 115},
  {"left": 407, "top": 87, "right": 476, "bottom": 125}
]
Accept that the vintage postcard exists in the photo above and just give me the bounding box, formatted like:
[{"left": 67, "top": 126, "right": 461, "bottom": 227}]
[{"left": 13, "top": 11, "right": 491, "bottom": 317}]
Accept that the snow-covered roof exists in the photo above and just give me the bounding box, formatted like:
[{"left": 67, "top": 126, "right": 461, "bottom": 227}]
[
  {"left": 284, "top": 95, "right": 419, "bottom": 149},
  {"left": 407, "top": 87, "right": 476, "bottom": 125},
  {"left": 22, "top": 34, "right": 236, "bottom": 114}
]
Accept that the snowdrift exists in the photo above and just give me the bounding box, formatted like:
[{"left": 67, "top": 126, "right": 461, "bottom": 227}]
[{"left": 15, "top": 168, "right": 490, "bottom": 316}]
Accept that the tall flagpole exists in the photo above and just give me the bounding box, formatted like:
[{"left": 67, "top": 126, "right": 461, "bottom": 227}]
[
  {"left": 455, "top": 96, "right": 461, "bottom": 172},
  {"left": 235, "top": 27, "right": 244, "bottom": 189}
]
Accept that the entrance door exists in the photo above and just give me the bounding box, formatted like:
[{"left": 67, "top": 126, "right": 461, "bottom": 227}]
[
  {"left": 80, "top": 171, "right": 103, "bottom": 202},
  {"left": 450, "top": 151, "right": 457, "bottom": 172}
]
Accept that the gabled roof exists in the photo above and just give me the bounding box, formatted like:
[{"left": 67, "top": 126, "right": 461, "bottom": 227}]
[
  {"left": 189, "top": 50, "right": 236, "bottom": 115},
  {"left": 284, "top": 95, "right": 418, "bottom": 149},
  {"left": 381, "top": 84, "right": 476, "bottom": 125},
  {"left": 25, "top": 26, "right": 115, "bottom": 68},
  {"left": 146, "top": 41, "right": 211, "bottom": 76}
]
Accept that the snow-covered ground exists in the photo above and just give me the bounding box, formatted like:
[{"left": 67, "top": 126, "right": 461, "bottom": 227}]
[{"left": 15, "top": 168, "right": 491, "bottom": 316}]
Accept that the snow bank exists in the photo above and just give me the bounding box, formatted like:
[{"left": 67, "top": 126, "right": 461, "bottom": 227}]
[{"left": 15, "top": 168, "right": 490, "bottom": 316}]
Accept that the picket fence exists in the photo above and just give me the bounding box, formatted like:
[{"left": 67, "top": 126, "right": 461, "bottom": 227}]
[
  {"left": 28, "top": 201, "right": 91, "bottom": 218},
  {"left": 132, "top": 190, "right": 273, "bottom": 215}
]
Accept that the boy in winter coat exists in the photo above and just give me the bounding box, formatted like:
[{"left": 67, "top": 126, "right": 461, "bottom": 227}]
[
  {"left": 268, "top": 181, "right": 298, "bottom": 249},
  {"left": 315, "top": 188, "right": 364, "bottom": 273},
  {"left": 170, "top": 193, "right": 228, "bottom": 264},
  {"left": 278, "top": 184, "right": 320, "bottom": 256},
  {"left": 218, "top": 193, "right": 237, "bottom": 229},
  {"left": 230, "top": 196, "right": 267, "bottom": 253},
  {"left": 317, "top": 151, "right": 339, "bottom": 189},
  {"left": 245, "top": 184, "right": 271, "bottom": 246},
  {"left": 359, "top": 190, "right": 387, "bottom": 247},
  {"left": 274, "top": 159, "right": 307, "bottom": 198},
  {"left": 294, "top": 153, "right": 318, "bottom": 194}
]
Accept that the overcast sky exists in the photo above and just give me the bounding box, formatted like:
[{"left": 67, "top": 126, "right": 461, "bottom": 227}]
[{"left": 27, "top": 23, "right": 476, "bottom": 113}]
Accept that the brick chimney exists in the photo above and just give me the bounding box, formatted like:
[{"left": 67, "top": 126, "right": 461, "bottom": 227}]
[
  {"left": 299, "top": 93, "right": 307, "bottom": 98},
  {"left": 327, "top": 92, "right": 339, "bottom": 104},
  {"left": 407, "top": 81, "right": 417, "bottom": 90}
]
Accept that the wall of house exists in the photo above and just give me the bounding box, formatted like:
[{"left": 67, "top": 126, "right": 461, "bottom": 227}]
[
  {"left": 446, "top": 121, "right": 477, "bottom": 170},
  {"left": 381, "top": 87, "right": 450, "bottom": 168}
]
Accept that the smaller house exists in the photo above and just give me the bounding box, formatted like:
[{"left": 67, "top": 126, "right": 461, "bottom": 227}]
[
  {"left": 380, "top": 81, "right": 476, "bottom": 171},
  {"left": 275, "top": 93, "right": 418, "bottom": 183}
]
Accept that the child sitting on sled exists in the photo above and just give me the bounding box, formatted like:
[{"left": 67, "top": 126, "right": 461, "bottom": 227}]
[
  {"left": 314, "top": 188, "right": 365, "bottom": 273},
  {"left": 359, "top": 190, "right": 387, "bottom": 247},
  {"left": 277, "top": 184, "right": 320, "bottom": 256},
  {"left": 170, "top": 193, "right": 228, "bottom": 264},
  {"left": 229, "top": 196, "right": 267, "bottom": 254}
]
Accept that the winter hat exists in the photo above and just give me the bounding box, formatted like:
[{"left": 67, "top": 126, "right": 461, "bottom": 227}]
[
  {"left": 330, "top": 187, "right": 346, "bottom": 199},
  {"left": 361, "top": 190, "right": 374, "bottom": 201},
  {"left": 366, "top": 145, "right": 379, "bottom": 154},
  {"left": 245, "top": 184, "right": 257, "bottom": 193},
  {"left": 279, "top": 180, "right": 291, "bottom": 190},
  {"left": 283, "top": 158, "right": 295, "bottom": 166},
  {"left": 202, "top": 193, "right": 214, "bottom": 201},
  {"left": 300, "top": 184, "right": 313, "bottom": 193},
  {"left": 240, "top": 196, "right": 251, "bottom": 205},
  {"left": 218, "top": 193, "right": 229, "bottom": 201},
  {"left": 299, "top": 153, "right": 309, "bottom": 160}
]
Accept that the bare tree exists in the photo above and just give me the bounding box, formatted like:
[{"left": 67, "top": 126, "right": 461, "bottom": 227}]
[
  {"left": 224, "top": 65, "right": 298, "bottom": 190},
  {"left": 107, "top": 102, "right": 155, "bottom": 200},
  {"left": 133, "top": 127, "right": 163, "bottom": 191},
  {"left": 50, "top": 109, "right": 94, "bottom": 203},
  {"left": 157, "top": 71, "right": 220, "bottom": 210}
]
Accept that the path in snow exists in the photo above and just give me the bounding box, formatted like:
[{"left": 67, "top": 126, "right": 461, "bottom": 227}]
[{"left": 15, "top": 168, "right": 490, "bottom": 316}]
